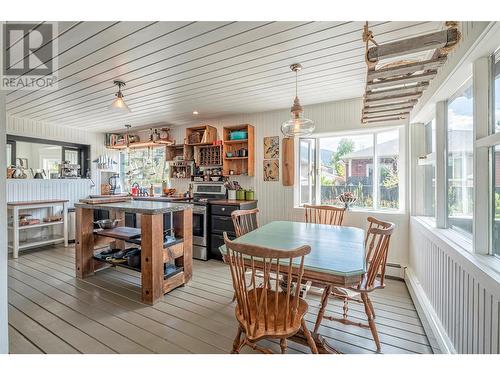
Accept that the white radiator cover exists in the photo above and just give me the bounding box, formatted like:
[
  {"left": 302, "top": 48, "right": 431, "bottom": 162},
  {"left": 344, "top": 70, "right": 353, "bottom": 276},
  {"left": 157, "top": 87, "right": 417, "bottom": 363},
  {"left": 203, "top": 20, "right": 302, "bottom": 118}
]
[{"left": 408, "top": 217, "right": 500, "bottom": 354}]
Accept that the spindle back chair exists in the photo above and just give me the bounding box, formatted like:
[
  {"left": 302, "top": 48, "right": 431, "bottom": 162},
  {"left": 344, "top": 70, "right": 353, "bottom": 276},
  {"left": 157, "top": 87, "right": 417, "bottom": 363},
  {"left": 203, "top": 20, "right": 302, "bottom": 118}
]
[
  {"left": 223, "top": 233, "right": 318, "bottom": 354},
  {"left": 313, "top": 216, "right": 395, "bottom": 351},
  {"left": 304, "top": 204, "right": 346, "bottom": 226},
  {"left": 231, "top": 208, "right": 259, "bottom": 237}
]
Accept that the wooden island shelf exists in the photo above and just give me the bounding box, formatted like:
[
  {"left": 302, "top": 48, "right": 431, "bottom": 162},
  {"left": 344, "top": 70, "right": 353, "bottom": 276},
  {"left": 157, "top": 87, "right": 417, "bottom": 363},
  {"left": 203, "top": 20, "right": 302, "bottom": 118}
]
[{"left": 74, "top": 200, "right": 193, "bottom": 305}]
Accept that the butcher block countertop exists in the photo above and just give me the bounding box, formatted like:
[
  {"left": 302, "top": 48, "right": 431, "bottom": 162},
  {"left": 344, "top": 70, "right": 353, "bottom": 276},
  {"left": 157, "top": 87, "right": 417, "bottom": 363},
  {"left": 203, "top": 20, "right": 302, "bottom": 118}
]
[
  {"left": 74, "top": 200, "right": 192, "bottom": 214},
  {"left": 209, "top": 199, "right": 258, "bottom": 206},
  {"left": 8, "top": 199, "right": 69, "bottom": 207}
]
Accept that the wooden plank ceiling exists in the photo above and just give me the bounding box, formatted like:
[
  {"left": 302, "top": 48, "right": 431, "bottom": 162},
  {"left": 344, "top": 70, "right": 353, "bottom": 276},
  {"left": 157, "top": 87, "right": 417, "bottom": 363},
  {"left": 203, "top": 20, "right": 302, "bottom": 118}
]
[{"left": 5, "top": 21, "right": 444, "bottom": 132}]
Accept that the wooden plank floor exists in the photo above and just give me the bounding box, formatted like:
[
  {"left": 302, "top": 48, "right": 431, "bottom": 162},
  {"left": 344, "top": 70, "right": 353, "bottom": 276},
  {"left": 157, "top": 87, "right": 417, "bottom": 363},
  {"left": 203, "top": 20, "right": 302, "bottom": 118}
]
[{"left": 7, "top": 245, "right": 434, "bottom": 354}]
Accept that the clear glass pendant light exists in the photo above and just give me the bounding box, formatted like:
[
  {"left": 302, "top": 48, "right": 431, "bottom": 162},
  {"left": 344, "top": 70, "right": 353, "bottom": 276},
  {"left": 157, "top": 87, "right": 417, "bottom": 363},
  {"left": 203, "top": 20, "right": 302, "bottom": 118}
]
[
  {"left": 281, "top": 63, "right": 314, "bottom": 137},
  {"left": 109, "top": 80, "right": 131, "bottom": 113}
]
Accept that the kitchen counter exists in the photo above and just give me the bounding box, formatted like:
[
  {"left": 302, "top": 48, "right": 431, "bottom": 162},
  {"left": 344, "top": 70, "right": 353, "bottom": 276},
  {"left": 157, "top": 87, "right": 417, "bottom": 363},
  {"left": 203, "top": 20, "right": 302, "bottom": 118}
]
[
  {"left": 75, "top": 199, "right": 193, "bottom": 305},
  {"left": 74, "top": 200, "right": 192, "bottom": 215},
  {"left": 209, "top": 199, "right": 258, "bottom": 206},
  {"left": 133, "top": 196, "right": 191, "bottom": 203}
]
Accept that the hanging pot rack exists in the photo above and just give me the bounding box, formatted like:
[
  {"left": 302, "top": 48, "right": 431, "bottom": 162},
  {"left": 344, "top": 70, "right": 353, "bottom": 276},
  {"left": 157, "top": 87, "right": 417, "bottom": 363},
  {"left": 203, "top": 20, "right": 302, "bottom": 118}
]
[{"left": 361, "top": 21, "right": 461, "bottom": 124}]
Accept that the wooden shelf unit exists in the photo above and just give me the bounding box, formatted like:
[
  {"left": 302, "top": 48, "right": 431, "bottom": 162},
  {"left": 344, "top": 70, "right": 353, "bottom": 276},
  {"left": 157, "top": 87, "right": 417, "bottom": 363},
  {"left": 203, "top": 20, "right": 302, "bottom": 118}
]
[
  {"left": 196, "top": 144, "right": 222, "bottom": 167},
  {"left": 107, "top": 139, "right": 173, "bottom": 150},
  {"left": 166, "top": 144, "right": 194, "bottom": 161},
  {"left": 185, "top": 125, "right": 217, "bottom": 145},
  {"left": 222, "top": 124, "right": 254, "bottom": 176}
]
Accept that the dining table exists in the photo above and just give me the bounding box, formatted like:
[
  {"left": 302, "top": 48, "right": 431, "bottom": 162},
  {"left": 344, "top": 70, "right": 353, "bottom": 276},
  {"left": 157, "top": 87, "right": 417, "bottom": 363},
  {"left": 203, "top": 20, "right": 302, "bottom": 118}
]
[{"left": 219, "top": 220, "right": 366, "bottom": 354}]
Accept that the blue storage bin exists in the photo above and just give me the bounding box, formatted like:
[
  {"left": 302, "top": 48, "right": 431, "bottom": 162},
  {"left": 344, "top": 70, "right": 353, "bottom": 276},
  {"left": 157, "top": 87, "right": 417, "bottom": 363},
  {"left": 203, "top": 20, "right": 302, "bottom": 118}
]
[{"left": 230, "top": 130, "right": 248, "bottom": 140}]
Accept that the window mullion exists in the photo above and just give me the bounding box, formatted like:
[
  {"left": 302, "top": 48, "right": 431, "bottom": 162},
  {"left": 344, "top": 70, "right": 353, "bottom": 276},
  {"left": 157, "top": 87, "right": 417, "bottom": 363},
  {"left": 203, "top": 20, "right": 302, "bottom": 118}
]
[
  {"left": 314, "top": 138, "right": 320, "bottom": 205},
  {"left": 436, "top": 100, "right": 448, "bottom": 229},
  {"left": 472, "top": 56, "right": 492, "bottom": 254}
]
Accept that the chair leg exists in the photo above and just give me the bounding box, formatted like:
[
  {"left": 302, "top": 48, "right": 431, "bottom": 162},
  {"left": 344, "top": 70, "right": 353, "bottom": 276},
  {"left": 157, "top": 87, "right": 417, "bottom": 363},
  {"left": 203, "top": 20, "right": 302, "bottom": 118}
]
[
  {"left": 313, "top": 285, "right": 331, "bottom": 334},
  {"left": 301, "top": 318, "right": 318, "bottom": 354},
  {"left": 231, "top": 326, "right": 243, "bottom": 354},
  {"left": 342, "top": 297, "right": 349, "bottom": 320},
  {"left": 366, "top": 296, "right": 375, "bottom": 318},
  {"left": 280, "top": 338, "right": 287, "bottom": 354},
  {"left": 361, "top": 293, "right": 381, "bottom": 352}
]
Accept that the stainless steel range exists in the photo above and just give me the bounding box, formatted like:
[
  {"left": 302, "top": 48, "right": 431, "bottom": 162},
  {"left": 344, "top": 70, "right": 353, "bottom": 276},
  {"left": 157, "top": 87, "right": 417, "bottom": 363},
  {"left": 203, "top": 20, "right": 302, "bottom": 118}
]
[{"left": 184, "top": 182, "right": 227, "bottom": 261}]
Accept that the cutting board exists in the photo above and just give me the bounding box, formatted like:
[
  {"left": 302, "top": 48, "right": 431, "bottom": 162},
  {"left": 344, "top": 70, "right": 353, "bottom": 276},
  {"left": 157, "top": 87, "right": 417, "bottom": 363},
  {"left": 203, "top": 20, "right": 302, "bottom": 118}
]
[
  {"left": 94, "top": 227, "right": 142, "bottom": 240},
  {"left": 80, "top": 196, "right": 131, "bottom": 204}
]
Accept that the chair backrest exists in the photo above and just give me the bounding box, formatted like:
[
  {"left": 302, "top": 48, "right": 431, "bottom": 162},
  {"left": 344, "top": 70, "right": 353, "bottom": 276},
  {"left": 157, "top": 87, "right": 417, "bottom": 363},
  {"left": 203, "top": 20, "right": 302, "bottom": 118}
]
[
  {"left": 231, "top": 208, "right": 259, "bottom": 237},
  {"left": 364, "top": 216, "right": 395, "bottom": 289},
  {"left": 223, "top": 232, "right": 310, "bottom": 335},
  {"left": 304, "top": 204, "right": 346, "bottom": 226}
]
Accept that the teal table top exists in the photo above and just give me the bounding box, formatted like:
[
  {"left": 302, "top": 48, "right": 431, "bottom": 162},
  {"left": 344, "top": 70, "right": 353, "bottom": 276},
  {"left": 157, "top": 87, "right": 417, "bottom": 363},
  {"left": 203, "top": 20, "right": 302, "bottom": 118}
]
[{"left": 220, "top": 221, "right": 366, "bottom": 277}]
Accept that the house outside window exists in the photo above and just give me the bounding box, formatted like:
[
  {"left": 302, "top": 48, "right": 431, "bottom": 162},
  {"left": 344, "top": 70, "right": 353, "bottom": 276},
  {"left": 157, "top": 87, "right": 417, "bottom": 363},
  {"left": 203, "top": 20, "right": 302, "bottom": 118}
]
[{"left": 298, "top": 127, "right": 403, "bottom": 211}]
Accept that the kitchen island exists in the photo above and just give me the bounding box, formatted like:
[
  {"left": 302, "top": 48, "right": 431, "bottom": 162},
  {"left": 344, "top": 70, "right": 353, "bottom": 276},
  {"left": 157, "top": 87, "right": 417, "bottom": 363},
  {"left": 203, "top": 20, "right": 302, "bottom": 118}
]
[{"left": 74, "top": 200, "right": 193, "bottom": 305}]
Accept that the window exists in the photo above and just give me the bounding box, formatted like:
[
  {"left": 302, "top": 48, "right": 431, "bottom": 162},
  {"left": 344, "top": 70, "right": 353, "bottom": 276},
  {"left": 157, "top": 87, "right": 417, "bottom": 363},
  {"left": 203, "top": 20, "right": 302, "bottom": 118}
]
[
  {"left": 299, "top": 139, "right": 316, "bottom": 206},
  {"left": 298, "top": 127, "right": 403, "bottom": 211},
  {"left": 492, "top": 56, "right": 500, "bottom": 257},
  {"left": 6, "top": 135, "right": 90, "bottom": 178},
  {"left": 120, "top": 147, "right": 167, "bottom": 192},
  {"left": 447, "top": 79, "right": 474, "bottom": 236},
  {"left": 418, "top": 119, "right": 436, "bottom": 217}
]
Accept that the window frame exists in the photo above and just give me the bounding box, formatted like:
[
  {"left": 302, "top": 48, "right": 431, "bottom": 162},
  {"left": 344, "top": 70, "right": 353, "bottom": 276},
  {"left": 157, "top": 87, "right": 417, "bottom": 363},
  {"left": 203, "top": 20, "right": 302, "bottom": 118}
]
[
  {"left": 295, "top": 125, "right": 406, "bottom": 213},
  {"left": 445, "top": 78, "right": 474, "bottom": 238}
]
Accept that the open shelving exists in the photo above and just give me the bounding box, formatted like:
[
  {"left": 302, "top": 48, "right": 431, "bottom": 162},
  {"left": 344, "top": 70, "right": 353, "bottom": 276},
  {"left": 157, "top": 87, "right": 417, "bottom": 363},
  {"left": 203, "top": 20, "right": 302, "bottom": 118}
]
[{"left": 222, "top": 124, "right": 254, "bottom": 176}]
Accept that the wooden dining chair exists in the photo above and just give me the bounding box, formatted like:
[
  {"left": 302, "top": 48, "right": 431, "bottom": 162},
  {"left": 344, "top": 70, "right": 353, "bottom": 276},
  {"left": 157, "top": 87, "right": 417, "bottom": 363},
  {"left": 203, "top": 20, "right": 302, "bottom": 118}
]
[
  {"left": 223, "top": 232, "right": 318, "bottom": 354},
  {"left": 304, "top": 204, "right": 346, "bottom": 226},
  {"left": 231, "top": 208, "right": 260, "bottom": 237},
  {"left": 314, "top": 216, "right": 395, "bottom": 352},
  {"left": 226, "top": 209, "right": 262, "bottom": 301}
]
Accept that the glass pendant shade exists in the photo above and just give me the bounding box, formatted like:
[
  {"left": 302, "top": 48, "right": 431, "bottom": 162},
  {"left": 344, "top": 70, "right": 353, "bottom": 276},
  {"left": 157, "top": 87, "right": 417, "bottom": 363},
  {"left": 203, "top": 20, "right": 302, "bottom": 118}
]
[
  {"left": 281, "top": 95, "right": 315, "bottom": 137},
  {"left": 109, "top": 93, "right": 131, "bottom": 113},
  {"left": 109, "top": 80, "right": 131, "bottom": 113},
  {"left": 280, "top": 64, "right": 314, "bottom": 137}
]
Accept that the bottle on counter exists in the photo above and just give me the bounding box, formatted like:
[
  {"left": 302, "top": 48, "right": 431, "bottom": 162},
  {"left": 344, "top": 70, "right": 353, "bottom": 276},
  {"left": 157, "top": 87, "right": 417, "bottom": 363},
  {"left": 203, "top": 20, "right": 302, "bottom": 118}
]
[{"left": 149, "top": 184, "right": 154, "bottom": 197}]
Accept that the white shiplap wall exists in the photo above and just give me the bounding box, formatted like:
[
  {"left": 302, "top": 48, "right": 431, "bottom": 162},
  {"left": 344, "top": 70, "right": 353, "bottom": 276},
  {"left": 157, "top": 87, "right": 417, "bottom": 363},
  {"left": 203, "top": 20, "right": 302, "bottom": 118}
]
[
  {"left": 168, "top": 98, "right": 410, "bottom": 267},
  {"left": 408, "top": 218, "right": 500, "bottom": 354},
  {"left": 6, "top": 179, "right": 93, "bottom": 209}
]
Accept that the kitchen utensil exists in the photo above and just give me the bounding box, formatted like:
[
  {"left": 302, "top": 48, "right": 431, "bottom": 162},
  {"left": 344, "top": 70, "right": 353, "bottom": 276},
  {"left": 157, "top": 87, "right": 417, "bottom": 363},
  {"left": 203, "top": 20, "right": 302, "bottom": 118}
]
[
  {"left": 210, "top": 176, "right": 220, "bottom": 182},
  {"left": 124, "top": 248, "right": 141, "bottom": 268},
  {"left": 94, "top": 219, "right": 123, "bottom": 229}
]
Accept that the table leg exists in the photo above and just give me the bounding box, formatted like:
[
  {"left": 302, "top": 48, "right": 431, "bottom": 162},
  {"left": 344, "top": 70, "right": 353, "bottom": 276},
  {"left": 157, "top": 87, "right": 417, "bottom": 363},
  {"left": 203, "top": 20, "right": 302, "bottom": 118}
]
[
  {"left": 141, "top": 213, "right": 164, "bottom": 304},
  {"left": 75, "top": 207, "right": 94, "bottom": 278},
  {"left": 173, "top": 208, "right": 192, "bottom": 282},
  {"left": 63, "top": 202, "right": 68, "bottom": 248},
  {"left": 313, "top": 285, "right": 332, "bottom": 334}
]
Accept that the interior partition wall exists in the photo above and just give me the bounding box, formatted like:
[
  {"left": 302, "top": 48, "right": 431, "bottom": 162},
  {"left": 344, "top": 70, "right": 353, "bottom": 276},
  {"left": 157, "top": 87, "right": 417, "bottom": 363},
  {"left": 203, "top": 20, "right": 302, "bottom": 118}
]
[{"left": 0, "top": 92, "right": 8, "bottom": 353}]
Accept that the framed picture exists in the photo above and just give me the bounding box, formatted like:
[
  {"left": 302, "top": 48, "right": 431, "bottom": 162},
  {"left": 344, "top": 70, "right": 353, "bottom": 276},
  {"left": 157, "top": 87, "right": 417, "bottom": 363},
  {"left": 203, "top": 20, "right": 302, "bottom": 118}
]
[
  {"left": 263, "top": 159, "right": 279, "bottom": 181},
  {"left": 264, "top": 136, "right": 279, "bottom": 159}
]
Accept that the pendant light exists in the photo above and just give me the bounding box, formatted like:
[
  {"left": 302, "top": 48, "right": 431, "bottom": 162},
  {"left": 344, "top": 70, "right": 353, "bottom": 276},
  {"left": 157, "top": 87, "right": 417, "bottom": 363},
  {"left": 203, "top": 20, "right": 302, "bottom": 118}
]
[
  {"left": 109, "top": 80, "right": 131, "bottom": 113},
  {"left": 281, "top": 63, "right": 314, "bottom": 137}
]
